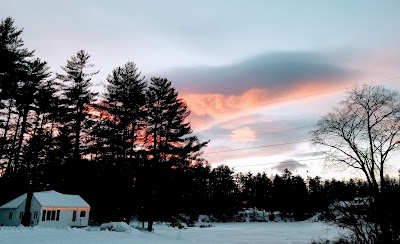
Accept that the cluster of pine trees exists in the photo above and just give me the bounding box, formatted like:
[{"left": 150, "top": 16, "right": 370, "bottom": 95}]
[
  {"left": 0, "top": 17, "right": 208, "bottom": 226},
  {"left": 1, "top": 17, "right": 393, "bottom": 227}
]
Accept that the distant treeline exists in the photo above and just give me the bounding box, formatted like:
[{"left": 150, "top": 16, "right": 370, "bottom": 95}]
[{"left": 1, "top": 16, "right": 398, "bottom": 225}]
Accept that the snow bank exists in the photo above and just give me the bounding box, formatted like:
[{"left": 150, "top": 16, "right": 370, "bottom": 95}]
[{"left": 0, "top": 221, "right": 343, "bottom": 244}]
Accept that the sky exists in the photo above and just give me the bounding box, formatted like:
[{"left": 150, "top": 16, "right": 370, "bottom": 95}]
[{"left": 2, "top": 1, "right": 400, "bottom": 180}]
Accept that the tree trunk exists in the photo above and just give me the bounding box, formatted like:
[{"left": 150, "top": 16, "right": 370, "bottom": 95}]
[
  {"left": 147, "top": 219, "right": 153, "bottom": 232},
  {"left": 74, "top": 109, "right": 81, "bottom": 162},
  {"left": 14, "top": 107, "right": 29, "bottom": 168},
  {"left": 1, "top": 99, "right": 13, "bottom": 141},
  {"left": 22, "top": 191, "right": 33, "bottom": 226},
  {"left": 0, "top": 99, "right": 14, "bottom": 159},
  {"left": 5, "top": 112, "right": 21, "bottom": 174}
]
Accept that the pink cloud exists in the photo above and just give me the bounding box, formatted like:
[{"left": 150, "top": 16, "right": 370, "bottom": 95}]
[
  {"left": 230, "top": 127, "right": 256, "bottom": 142},
  {"left": 183, "top": 80, "right": 351, "bottom": 132}
]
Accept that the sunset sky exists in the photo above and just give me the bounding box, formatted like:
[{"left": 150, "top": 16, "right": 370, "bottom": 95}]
[{"left": 2, "top": 1, "right": 400, "bottom": 179}]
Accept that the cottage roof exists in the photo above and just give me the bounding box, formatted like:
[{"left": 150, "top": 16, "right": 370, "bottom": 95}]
[
  {"left": 0, "top": 194, "right": 27, "bottom": 209},
  {"left": 0, "top": 190, "right": 90, "bottom": 209}
]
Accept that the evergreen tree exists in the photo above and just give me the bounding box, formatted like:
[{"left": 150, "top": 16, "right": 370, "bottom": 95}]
[
  {"left": 12, "top": 58, "right": 50, "bottom": 172},
  {"left": 290, "top": 174, "right": 309, "bottom": 220},
  {"left": 56, "top": 50, "right": 98, "bottom": 162},
  {"left": 209, "top": 165, "right": 239, "bottom": 220},
  {"left": 86, "top": 62, "right": 147, "bottom": 222},
  {"left": 307, "top": 176, "right": 328, "bottom": 214},
  {"left": 253, "top": 172, "right": 273, "bottom": 211},
  {"left": 272, "top": 169, "right": 309, "bottom": 220},
  {"left": 94, "top": 61, "right": 147, "bottom": 160},
  {"left": 0, "top": 17, "right": 34, "bottom": 171},
  {"left": 145, "top": 77, "right": 208, "bottom": 166},
  {"left": 142, "top": 77, "right": 208, "bottom": 231}
]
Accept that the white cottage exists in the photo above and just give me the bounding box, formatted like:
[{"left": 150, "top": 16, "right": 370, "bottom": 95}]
[{"left": 0, "top": 190, "right": 90, "bottom": 227}]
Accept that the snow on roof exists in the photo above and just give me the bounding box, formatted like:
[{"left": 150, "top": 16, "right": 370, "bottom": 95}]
[
  {"left": 34, "top": 190, "right": 90, "bottom": 208},
  {"left": 0, "top": 190, "right": 90, "bottom": 209},
  {"left": 0, "top": 194, "right": 27, "bottom": 209}
]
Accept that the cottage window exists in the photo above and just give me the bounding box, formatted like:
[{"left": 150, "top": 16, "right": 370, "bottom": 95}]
[
  {"left": 19, "top": 212, "right": 24, "bottom": 219},
  {"left": 56, "top": 210, "right": 60, "bottom": 221},
  {"left": 42, "top": 210, "right": 46, "bottom": 221},
  {"left": 8, "top": 212, "right": 13, "bottom": 219},
  {"left": 34, "top": 211, "right": 38, "bottom": 219},
  {"left": 51, "top": 210, "right": 56, "bottom": 220},
  {"left": 80, "top": 211, "right": 86, "bottom": 217},
  {"left": 46, "top": 210, "right": 51, "bottom": 220},
  {"left": 72, "top": 211, "right": 76, "bottom": 221}
]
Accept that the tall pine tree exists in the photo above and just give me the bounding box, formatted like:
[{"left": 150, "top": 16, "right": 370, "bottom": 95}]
[
  {"left": 145, "top": 77, "right": 208, "bottom": 167},
  {"left": 54, "top": 50, "right": 98, "bottom": 194},
  {"left": 88, "top": 61, "right": 147, "bottom": 222},
  {"left": 0, "top": 17, "right": 34, "bottom": 172},
  {"left": 56, "top": 50, "right": 98, "bottom": 162},
  {"left": 95, "top": 61, "right": 147, "bottom": 160},
  {"left": 142, "top": 77, "right": 208, "bottom": 231}
]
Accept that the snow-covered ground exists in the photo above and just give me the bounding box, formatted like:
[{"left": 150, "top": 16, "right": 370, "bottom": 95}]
[{"left": 0, "top": 221, "right": 341, "bottom": 244}]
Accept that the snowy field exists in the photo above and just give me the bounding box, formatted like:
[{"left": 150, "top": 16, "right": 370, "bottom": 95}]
[{"left": 0, "top": 221, "right": 341, "bottom": 244}]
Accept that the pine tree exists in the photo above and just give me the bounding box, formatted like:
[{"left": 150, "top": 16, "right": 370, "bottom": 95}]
[
  {"left": 0, "top": 17, "right": 34, "bottom": 170},
  {"left": 145, "top": 77, "right": 208, "bottom": 166},
  {"left": 209, "top": 165, "right": 239, "bottom": 220},
  {"left": 88, "top": 61, "right": 147, "bottom": 222},
  {"left": 56, "top": 50, "right": 98, "bottom": 162},
  {"left": 253, "top": 172, "right": 272, "bottom": 211},
  {"left": 143, "top": 77, "right": 208, "bottom": 231},
  {"left": 96, "top": 61, "right": 147, "bottom": 160},
  {"left": 13, "top": 58, "right": 50, "bottom": 172}
]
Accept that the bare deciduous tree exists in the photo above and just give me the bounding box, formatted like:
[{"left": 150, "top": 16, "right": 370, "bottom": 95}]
[
  {"left": 310, "top": 84, "right": 400, "bottom": 243},
  {"left": 311, "top": 84, "right": 400, "bottom": 193}
]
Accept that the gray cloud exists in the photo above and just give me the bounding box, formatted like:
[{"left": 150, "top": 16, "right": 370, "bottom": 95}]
[
  {"left": 160, "top": 51, "right": 358, "bottom": 95},
  {"left": 272, "top": 159, "right": 308, "bottom": 173},
  {"left": 294, "top": 151, "right": 327, "bottom": 158}
]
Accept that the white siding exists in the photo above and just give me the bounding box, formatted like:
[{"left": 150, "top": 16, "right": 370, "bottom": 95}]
[
  {"left": 0, "top": 198, "right": 27, "bottom": 226},
  {"left": 30, "top": 197, "right": 42, "bottom": 226},
  {"left": 38, "top": 209, "right": 89, "bottom": 227},
  {"left": 0, "top": 209, "right": 17, "bottom": 226}
]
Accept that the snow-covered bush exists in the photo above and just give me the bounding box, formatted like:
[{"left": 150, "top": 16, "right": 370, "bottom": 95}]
[
  {"left": 235, "top": 208, "right": 269, "bottom": 222},
  {"left": 100, "top": 222, "right": 132, "bottom": 232}
]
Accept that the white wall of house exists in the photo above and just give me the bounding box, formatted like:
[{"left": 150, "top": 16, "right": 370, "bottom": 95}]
[
  {"left": 0, "top": 198, "right": 28, "bottom": 226},
  {"left": 38, "top": 209, "right": 89, "bottom": 227},
  {"left": 0, "top": 209, "right": 17, "bottom": 226},
  {"left": 29, "top": 197, "right": 42, "bottom": 226}
]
